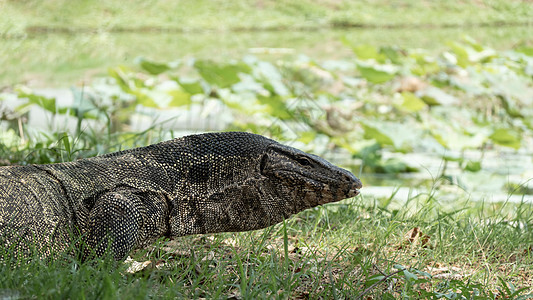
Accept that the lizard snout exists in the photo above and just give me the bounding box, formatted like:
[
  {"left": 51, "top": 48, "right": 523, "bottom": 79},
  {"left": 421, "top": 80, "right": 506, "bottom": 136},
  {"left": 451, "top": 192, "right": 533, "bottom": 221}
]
[{"left": 339, "top": 169, "right": 362, "bottom": 197}]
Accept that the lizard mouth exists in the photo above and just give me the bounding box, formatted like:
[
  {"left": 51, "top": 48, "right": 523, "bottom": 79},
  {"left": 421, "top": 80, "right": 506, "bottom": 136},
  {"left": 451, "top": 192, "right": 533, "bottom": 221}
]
[
  {"left": 316, "top": 180, "right": 362, "bottom": 205},
  {"left": 347, "top": 179, "right": 363, "bottom": 198},
  {"left": 348, "top": 188, "right": 360, "bottom": 197}
]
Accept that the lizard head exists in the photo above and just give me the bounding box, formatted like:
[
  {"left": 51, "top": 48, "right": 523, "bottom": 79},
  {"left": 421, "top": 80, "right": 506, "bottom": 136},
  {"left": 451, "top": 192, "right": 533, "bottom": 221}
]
[
  {"left": 167, "top": 132, "right": 362, "bottom": 237},
  {"left": 260, "top": 143, "right": 362, "bottom": 214}
]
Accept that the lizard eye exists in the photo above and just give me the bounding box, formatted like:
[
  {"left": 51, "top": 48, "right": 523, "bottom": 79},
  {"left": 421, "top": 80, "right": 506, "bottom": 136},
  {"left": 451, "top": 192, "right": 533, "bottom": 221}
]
[{"left": 297, "top": 157, "right": 312, "bottom": 166}]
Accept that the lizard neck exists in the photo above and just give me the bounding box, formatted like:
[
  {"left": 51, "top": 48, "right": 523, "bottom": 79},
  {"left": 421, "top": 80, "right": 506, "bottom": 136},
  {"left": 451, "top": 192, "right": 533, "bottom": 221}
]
[{"left": 168, "top": 175, "right": 294, "bottom": 237}]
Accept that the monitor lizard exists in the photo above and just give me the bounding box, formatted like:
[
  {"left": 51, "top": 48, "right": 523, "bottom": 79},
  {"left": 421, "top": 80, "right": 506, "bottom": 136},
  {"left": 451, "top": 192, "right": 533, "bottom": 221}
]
[{"left": 0, "top": 132, "right": 362, "bottom": 260}]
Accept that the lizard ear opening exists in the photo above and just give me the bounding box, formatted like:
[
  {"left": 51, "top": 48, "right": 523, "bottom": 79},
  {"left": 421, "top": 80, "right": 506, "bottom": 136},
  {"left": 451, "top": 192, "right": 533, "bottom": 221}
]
[{"left": 260, "top": 152, "right": 268, "bottom": 174}]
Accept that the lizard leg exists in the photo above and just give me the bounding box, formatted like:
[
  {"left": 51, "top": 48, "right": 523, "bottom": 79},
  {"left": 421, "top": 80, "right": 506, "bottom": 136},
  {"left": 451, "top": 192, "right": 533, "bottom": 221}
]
[{"left": 83, "top": 189, "right": 143, "bottom": 260}]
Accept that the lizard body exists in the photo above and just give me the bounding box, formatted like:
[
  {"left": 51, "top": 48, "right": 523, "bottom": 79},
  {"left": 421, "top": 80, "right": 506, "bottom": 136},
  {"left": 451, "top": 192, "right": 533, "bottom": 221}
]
[{"left": 0, "top": 132, "right": 362, "bottom": 260}]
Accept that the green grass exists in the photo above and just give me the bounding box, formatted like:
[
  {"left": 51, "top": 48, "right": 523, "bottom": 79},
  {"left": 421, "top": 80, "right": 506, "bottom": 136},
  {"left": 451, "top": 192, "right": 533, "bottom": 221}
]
[
  {"left": 1, "top": 114, "right": 532, "bottom": 297},
  {"left": 1, "top": 107, "right": 532, "bottom": 298},
  {"left": 2, "top": 0, "right": 532, "bottom": 34},
  {"left": 2, "top": 194, "right": 532, "bottom": 298}
]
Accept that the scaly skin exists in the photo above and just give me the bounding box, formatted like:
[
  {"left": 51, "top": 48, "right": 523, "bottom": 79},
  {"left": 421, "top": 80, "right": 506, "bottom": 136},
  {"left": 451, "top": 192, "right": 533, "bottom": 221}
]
[{"left": 0, "top": 132, "right": 362, "bottom": 260}]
